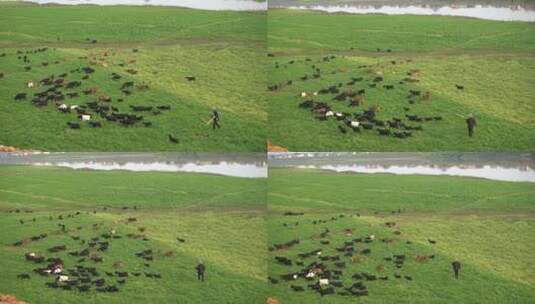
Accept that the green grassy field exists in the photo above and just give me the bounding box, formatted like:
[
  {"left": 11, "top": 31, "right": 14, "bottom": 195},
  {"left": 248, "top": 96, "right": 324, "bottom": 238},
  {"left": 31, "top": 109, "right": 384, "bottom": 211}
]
[
  {"left": 267, "top": 168, "right": 535, "bottom": 303},
  {"left": 0, "top": 3, "right": 267, "bottom": 151},
  {"left": 267, "top": 9, "right": 535, "bottom": 151},
  {"left": 0, "top": 165, "right": 267, "bottom": 304}
]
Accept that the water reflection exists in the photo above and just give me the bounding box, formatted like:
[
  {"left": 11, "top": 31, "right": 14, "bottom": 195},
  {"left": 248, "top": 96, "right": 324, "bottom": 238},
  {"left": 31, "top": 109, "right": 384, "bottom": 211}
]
[
  {"left": 0, "top": 153, "right": 267, "bottom": 178},
  {"left": 271, "top": 0, "right": 535, "bottom": 21},
  {"left": 27, "top": 0, "right": 267, "bottom": 11},
  {"left": 269, "top": 152, "right": 535, "bottom": 182}
]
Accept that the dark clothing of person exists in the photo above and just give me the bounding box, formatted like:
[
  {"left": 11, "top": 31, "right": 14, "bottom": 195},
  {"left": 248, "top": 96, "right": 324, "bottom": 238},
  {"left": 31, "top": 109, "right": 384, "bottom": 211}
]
[
  {"left": 452, "top": 261, "right": 461, "bottom": 279},
  {"left": 196, "top": 263, "right": 205, "bottom": 282},
  {"left": 212, "top": 111, "right": 220, "bottom": 130},
  {"left": 466, "top": 117, "right": 477, "bottom": 137}
]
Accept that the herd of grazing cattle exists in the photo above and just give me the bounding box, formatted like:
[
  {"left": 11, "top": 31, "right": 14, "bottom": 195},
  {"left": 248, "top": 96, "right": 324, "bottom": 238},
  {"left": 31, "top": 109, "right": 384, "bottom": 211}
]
[
  {"left": 268, "top": 52, "right": 467, "bottom": 139},
  {"left": 268, "top": 211, "right": 439, "bottom": 298},
  {"left": 1, "top": 45, "right": 194, "bottom": 143},
  {"left": 8, "top": 207, "right": 185, "bottom": 293}
]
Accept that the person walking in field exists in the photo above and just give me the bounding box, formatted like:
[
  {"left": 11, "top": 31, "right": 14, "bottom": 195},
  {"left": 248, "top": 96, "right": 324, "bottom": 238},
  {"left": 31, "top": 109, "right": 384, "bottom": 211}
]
[
  {"left": 208, "top": 109, "right": 221, "bottom": 130},
  {"left": 196, "top": 260, "right": 206, "bottom": 282},
  {"left": 465, "top": 113, "right": 477, "bottom": 137},
  {"left": 451, "top": 261, "right": 461, "bottom": 279}
]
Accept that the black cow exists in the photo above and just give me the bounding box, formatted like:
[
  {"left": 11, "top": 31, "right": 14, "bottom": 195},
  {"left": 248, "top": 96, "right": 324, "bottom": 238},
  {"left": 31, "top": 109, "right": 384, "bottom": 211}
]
[
  {"left": 196, "top": 263, "right": 205, "bottom": 282},
  {"left": 452, "top": 261, "right": 461, "bottom": 279},
  {"left": 67, "top": 122, "right": 80, "bottom": 129},
  {"left": 14, "top": 93, "right": 27, "bottom": 101},
  {"left": 466, "top": 115, "right": 477, "bottom": 137},
  {"left": 168, "top": 134, "right": 179, "bottom": 144}
]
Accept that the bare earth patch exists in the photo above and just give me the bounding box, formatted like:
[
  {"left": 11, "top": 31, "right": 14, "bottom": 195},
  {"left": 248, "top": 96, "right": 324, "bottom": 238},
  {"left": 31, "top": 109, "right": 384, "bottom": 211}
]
[{"left": 0, "top": 294, "right": 29, "bottom": 304}]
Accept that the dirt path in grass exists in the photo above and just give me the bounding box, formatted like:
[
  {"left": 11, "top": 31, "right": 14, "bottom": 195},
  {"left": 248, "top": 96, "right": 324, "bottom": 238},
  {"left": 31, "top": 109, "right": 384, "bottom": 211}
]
[
  {"left": 0, "top": 36, "right": 264, "bottom": 49},
  {"left": 268, "top": 47, "right": 535, "bottom": 59}
]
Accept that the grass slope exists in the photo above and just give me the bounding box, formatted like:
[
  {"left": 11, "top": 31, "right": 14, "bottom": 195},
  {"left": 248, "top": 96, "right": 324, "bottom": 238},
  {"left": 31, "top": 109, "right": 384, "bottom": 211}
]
[
  {"left": 0, "top": 3, "right": 267, "bottom": 151},
  {"left": 267, "top": 9, "right": 535, "bottom": 151},
  {"left": 267, "top": 168, "right": 535, "bottom": 303},
  {"left": 0, "top": 165, "right": 267, "bottom": 304}
]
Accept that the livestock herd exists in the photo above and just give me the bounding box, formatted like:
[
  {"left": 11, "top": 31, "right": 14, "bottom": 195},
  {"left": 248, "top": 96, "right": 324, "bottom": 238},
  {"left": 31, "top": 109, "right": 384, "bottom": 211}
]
[
  {"left": 7, "top": 207, "right": 185, "bottom": 293},
  {"left": 1, "top": 46, "right": 189, "bottom": 143},
  {"left": 268, "top": 211, "right": 438, "bottom": 299},
  {"left": 268, "top": 52, "right": 466, "bottom": 139}
]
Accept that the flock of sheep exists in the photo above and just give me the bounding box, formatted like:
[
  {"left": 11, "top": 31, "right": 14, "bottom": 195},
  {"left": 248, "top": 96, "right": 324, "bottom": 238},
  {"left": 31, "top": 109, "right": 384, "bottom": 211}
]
[
  {"left": 8, "top": 207, "right": 184, "bottom": 293},
  {"left": 268, "top": 211, "right": 438, "bottom": 298},
  {"left": 267, "top": 52, "right": 461, "bottom": 139},
  {"left": 2, "top": 45, "right": 189, "bottom": 143}
]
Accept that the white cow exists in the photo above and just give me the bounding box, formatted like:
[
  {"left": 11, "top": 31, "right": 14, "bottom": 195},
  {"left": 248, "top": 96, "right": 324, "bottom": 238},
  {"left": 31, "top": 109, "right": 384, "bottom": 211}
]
[
  {"left": 81, "top": 115, "right": 91, "bottom": 121},
  {"left": 325, "top": 111, "right": 334, "bottom": 117},
  {"left": 58, "top": 104, "right": 68, "bottom": 110},
  {"left": 70, "top": 105, "right": 79, "bottom": 110},
  {"left": 350, "top": 121, "right": 360, "bottom": 128},
  {"left": 319, "top": 278, "right": 329, "bottom": 286},
  {"left": 56, "top": 275, "right": 69, "bottom": 282}
]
